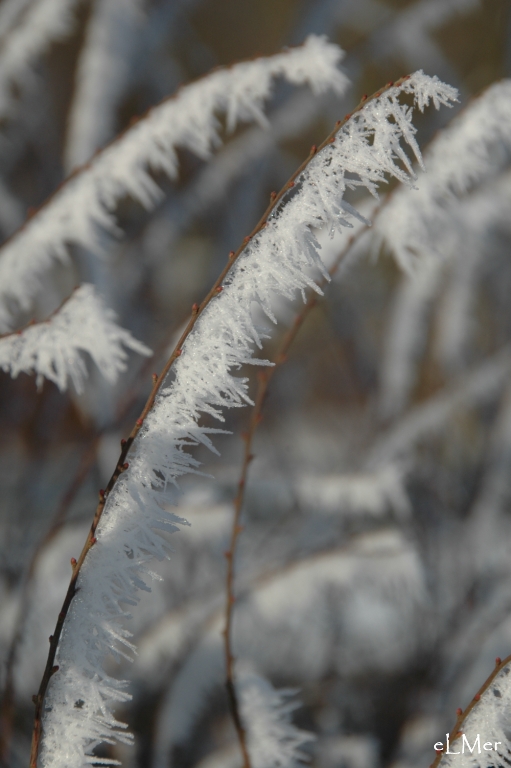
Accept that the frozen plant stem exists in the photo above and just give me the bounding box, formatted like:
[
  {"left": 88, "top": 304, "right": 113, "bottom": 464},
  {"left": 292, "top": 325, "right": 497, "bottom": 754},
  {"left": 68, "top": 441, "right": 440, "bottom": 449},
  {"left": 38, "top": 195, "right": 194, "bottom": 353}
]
[
  {"left": 430, "top": 654, "right": 511, "bottom": 768},
  {"left": 30, "top": 72, "right": 456, "bottom": 767},
  {"left": 0, "top": 439, "right": 99, "bottom": 764}
]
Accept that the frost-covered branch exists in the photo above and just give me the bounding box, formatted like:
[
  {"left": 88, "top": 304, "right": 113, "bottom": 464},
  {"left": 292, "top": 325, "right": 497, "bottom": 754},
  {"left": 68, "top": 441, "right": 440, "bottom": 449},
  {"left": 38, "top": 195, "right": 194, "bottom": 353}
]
[
  {"left": 0, "top": 35, "right": 348, "bottom": 332},
  {"left": 0, "top": 284, "right": 150, "bottom": 393},
  {"left": 32, "top": 72, "right": 456, "bottom": 767},
  {"left": 0, "top": 0, "right": 81, "bottom": 119},
  {"left": 64, "top": 0, "right": 146, "bottom": 172},
  {"left": 432, "top": 655, "right": 511, "bottom": 768}
]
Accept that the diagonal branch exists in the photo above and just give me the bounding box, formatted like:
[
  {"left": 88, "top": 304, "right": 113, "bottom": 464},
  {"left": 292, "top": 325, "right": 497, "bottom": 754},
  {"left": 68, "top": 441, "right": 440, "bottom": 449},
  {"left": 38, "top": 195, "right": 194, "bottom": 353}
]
[{"left": 0, "top": 36, "right": 347, "bottom": 332}]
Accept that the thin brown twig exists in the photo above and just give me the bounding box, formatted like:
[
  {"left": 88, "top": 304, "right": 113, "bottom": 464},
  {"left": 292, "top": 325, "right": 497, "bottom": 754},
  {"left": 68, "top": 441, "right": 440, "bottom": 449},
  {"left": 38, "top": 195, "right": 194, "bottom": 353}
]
[
  {"left": 0, "top": 286, "right": 80, "bottom": 340},
  {"left": 221, "top": 221, "right": 367, "bottom": 766},
  {"left": 29, "top": 75, "right": 410, "bottom": 767},
  {"left": 429, "top": 654, "right": 511, "bottom": 768}
]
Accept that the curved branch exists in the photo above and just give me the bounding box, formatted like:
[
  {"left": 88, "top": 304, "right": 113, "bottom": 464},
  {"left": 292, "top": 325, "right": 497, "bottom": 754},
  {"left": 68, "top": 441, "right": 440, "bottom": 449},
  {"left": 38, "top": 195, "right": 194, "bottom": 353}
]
[{"left": 30, "top": 72, "right": 455, "bottom": 767}]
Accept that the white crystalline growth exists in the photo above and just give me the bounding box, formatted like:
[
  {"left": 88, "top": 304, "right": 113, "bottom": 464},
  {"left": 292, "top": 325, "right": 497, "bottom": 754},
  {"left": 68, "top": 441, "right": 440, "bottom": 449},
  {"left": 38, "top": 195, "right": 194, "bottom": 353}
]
[
  {"left": 376, "top": 79, "right": 511, "bottom": 271},
  {"left": 239, "top": 671, "right": 315, "bottom": 768},
  {"left": 0, "top": 284, "right": 151, "bottom": 392},
  {"left": 40, "top": 71, "right": 456, "bottom": 767},
  {"left": 0, "top": 35, "right": 349, "bottom": 332}
]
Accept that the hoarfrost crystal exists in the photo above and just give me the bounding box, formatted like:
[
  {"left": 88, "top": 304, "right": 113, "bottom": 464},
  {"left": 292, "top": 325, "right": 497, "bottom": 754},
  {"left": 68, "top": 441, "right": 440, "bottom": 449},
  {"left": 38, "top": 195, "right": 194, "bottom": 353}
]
[{"left": 0, "top": 284, "right": 150, "bottom": 392}]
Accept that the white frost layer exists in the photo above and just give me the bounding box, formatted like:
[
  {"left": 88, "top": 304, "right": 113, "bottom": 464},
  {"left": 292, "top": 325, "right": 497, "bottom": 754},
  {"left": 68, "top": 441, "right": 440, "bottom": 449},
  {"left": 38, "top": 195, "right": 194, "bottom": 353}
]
[
  {"left": 0, "top": 284, "right": 150, "bottom": 392},
  {"left": 40, "top": 71, "right": 455, "bottom": 767},
  {"left": 0, "top": 35, "right": 348, "bottom": 331},
  {"left": 376, "top": 79, "right": 511, "bottom": 271}
]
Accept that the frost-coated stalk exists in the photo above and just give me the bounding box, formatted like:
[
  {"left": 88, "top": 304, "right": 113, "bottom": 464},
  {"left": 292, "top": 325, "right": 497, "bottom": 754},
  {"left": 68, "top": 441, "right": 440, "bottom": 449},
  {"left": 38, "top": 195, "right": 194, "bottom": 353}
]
[
  {"left": 0, "top": 285, "right": 151, "bottom": 392},
  {"left": 431, "top": 654, "right": 511, "bottom": 768},
  {"left": 0, "top": 35, "right": 348, "bottom": 332},
  {"left": 31, "top": 72, "right": 456, "bottom": 768}
]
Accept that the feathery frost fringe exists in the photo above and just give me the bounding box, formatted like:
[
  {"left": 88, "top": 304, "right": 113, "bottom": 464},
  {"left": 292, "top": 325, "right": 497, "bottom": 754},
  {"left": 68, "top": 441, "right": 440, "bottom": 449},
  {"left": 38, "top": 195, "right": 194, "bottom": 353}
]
[
  {"left": 0, "top": 35, "right": 348, "bottom": 332},
  {"left": 436, "top": 661, "right": 511, "bottom": 768},
  {"left": 376, "top": 79, "right": 511, "bottom": 271},
  {"left": 64, "top": 0, "right": 146, "bottom": 172},
  {"left": 40, "top": 71, "right": 455, "bottom": 767},
  {"left": 0, "top": 284, "right": 150, "bottom": 393},
  {"left": 239, "top": 671, "right": 314, "bottom": 768},
  {"left": 0, "top": 0, "right": 81, "bottom": 119}
]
